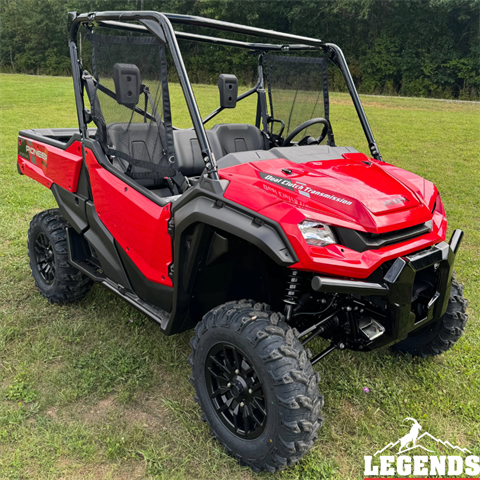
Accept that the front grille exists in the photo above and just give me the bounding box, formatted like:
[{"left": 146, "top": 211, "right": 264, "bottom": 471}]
[{"left": 335, "top": 222, "right": 432, "bottom": 253}]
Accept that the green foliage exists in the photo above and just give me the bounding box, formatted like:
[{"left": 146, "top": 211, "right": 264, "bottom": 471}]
[
  {"left": 5, "top": 372, "right": 38, "bottom": 403},
  {"left": 0, "top": 0, "right": 479, "bottom": 98}
]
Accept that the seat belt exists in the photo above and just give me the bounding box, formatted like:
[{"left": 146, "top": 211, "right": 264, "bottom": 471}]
[{"left": 141, "top": 85, "right": 190, "bottom": 194}]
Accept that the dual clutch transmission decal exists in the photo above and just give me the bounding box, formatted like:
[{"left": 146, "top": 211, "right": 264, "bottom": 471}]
[{"left": 259, "top": 172, "right": 353, "bottom": 206}]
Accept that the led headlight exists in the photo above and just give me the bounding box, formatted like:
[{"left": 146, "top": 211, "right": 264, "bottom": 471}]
[{"left": 298, "top": 220, "right": 337, "bottom": 247}]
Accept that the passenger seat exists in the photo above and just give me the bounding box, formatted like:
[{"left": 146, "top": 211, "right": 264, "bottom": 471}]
[
  {"left": 172, "top": 124, "right": 265, "bottom": 177},
  {"left": 210, "top": 124, "right": 265, "bottom": 156}
]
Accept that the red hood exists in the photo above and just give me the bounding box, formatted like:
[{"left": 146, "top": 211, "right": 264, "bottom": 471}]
[{"left": 219, "top": 152, "right": 437, "bottom": 234}]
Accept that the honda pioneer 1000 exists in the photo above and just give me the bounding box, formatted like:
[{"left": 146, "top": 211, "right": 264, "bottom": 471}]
[{"left": 17, "top": 11, "right": 468, "bottom": 473}]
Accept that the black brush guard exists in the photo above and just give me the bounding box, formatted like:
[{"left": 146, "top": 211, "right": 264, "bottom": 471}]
[{"left": 311, "top": 230, "right": 464, "bottom": 351}]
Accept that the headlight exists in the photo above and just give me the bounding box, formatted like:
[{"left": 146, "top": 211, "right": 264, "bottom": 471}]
[
  {"left": 298, "top": 220, "right": 337, "bottom": 247},
  {"left": 433, "top": 193, "right": 445, "bottom": 215}
]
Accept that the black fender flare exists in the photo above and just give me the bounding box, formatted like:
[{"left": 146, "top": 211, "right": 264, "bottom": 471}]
[
  {"left": 174, "top": 196, "right": 296, "bottom": 266},
  {"left": 164, "top": 178, "right": 298, "bottom": 335}
]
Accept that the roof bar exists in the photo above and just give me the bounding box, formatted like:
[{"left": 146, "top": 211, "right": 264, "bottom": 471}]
[
  {"left": 164, "top": 13, "right": 323, "bottom": 46},
  {"left": 75, "top": 11, "right": 323, "bottom": 47},
  {"left": 98, "top": 20, "right": 320, "bottom": 51}
]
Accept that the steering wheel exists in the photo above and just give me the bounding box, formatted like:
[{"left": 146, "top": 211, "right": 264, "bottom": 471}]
[{"left": 282, "top": 117, "right": 330, "bottom": 147}]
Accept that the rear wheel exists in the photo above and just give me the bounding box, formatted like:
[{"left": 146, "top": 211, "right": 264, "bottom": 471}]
[
  {"left": 28, "top": 209, "right": 93, "bottom": 304},
  {"left": 189, "top": 300, "right": 323, "bottom": 473},
  {"left": 392, "top": 276, "right": 468, "bottom": 357}
]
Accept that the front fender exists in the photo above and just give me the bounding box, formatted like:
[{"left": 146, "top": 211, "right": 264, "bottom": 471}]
[{"left": 163, "top": 177, "right": 297, "bottom": 335}]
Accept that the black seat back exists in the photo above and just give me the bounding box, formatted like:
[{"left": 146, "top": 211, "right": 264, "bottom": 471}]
[
  {"left": 172, "top": 124, "right": 265, "bottom": 177},
  {"left": 211, "top": 124, "right": 265, "bottom": 155},
  {"left": 107, "top": 122, "right": 173, "bottom": 187}
]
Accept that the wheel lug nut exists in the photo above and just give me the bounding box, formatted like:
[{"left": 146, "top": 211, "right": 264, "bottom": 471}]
[
  {"left": 240, "top": 402, "right": 244, "bottom": 407},
  {"left": 235, "top": 369, "right": 239, "bottom": 374},
  {"left": 227, "top": 383, "right": 231, "bottom": 387},
  {"left": 248, "top": 389, "right": 252, "bottom": 394}
]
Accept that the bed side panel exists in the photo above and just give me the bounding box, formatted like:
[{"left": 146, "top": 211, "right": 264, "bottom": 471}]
[{"left": 18, "top": 136, "right": 83, "bottom": 192}]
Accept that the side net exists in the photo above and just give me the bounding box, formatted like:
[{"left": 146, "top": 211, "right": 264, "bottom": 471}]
[
  {"left": 84, "top": 31, "right": 179, "bottom": 185},
  {"left": 264, "top": 55, "right": 332, "bottom": 143}
]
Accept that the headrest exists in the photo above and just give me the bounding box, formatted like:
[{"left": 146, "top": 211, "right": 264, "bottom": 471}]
[{"left": 112, "top": 63, "right": 141, "bottom": 107}]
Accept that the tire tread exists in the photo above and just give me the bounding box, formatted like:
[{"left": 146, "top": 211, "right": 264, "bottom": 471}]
[
  {"left": 189, "top": 299, "right": 323, "bottom": 473},
  {"left": 28, "top": 209, "right": 92, "bottom": 304}
]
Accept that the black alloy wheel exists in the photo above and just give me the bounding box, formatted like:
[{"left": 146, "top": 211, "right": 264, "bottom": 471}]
[
  {"left": 34, "top": 231, "right": 56, "bottom": 285},
  {"left": 205, "top": 342, "right": 267, "bottom": 439},
  {"left": 28, "top": 209, "right": 93, "bottom": 304},
  {"left": 189, "top": 300, "right": 323, "bottom": 473}
]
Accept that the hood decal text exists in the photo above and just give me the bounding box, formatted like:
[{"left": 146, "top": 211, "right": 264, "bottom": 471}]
[{"left": 260, "top": 172, "right": 353, "bottom": 206}]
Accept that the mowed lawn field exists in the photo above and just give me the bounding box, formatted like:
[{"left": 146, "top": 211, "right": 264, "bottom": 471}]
[{"left": 0, "top": 74, "right": 479, "bottom": 480}]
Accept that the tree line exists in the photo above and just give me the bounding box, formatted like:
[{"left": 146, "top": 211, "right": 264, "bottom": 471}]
[{"left": 1, "top": 0, "right": 478, "bottom": 99}]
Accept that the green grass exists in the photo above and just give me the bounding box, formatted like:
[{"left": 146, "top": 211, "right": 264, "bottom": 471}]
[{"left": 1, "top": 74, "right": 479, "bottom": 480}]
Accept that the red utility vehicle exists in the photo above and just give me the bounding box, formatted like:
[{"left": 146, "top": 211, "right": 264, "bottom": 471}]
[{"left": 18, "top": 11, "right": 468, "bottom": 473}]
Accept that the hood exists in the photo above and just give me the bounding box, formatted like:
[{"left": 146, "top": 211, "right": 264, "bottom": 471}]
[{"left": 220, "top": 152, "right": 436, "bottom": 234}]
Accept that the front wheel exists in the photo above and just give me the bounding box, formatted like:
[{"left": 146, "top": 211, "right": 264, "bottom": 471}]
[
  {"left": 392, "top": 276, "right": 468, "bottom": 357},
  {"left": 189, "top": 300, "right": 323, "bottom": 473}
]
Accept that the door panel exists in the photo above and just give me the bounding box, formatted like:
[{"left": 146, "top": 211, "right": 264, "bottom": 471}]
[{"left": 85, "top": 148, "right": 173, "bottom": 287}]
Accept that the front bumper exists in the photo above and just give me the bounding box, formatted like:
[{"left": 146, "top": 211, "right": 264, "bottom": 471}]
[{"left": 311, "top": 229, "right": 464, "bottom": 349}]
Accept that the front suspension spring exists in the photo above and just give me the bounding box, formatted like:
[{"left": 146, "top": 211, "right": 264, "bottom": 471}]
[{"left": 284, "top": 270, "right": 302, "bottom": 320}]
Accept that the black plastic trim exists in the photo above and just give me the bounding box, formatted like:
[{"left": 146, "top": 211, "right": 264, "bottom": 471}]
[
  {"left": 19, "top": 128, "right": 97, "bottom": 150},
  {"left": 311, "top": 276, "right": 389, "bottom": 296},
  {"left": 51, "top": 184, "right": 89, "bottom": 234},
  {"left": 174, "top": 196, "right": 293, "bottom": 265},
  {"left": 335, "top": 222, "right": 432, "bottom": 253},
  {"left": 161, "top": 174, "right": 297, "bottom": 335},
  {"left": 363, "top": 233, "right": 461, "bottom": 350},
  {"left": 117, "top": 242, "right": 173, "bottom": 312},
  {"left": 102, "top": 278, "right": 170, "bottom": 329},
  {"left": 67, "top": 227, "right": 105, "bottom": 282},
  {"left": 83, "top": 202, "right": 132, "bottom": 291},
  {"left": 172, "top": 175, "right": 297, "bottom": 266}
]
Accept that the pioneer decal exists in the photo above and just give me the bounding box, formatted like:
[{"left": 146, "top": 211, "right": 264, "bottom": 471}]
[
  {"left": 26, "top": 144, "right": 48, "bottom": 167},
  {"left": 259, "top": 172, "right": 353, "bottom": 206}
]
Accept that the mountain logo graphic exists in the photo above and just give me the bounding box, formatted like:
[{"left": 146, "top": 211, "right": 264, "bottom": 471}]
[{"left": 374, "top": 418, "right": 472, "bottom": 456}]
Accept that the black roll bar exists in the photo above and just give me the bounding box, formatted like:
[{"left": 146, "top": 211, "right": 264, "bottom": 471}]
[
  {"left": 164, "top": 13, "right": 324, "bottom": 47},
  {"left": 69, "top": 10, "right": 219, "bottom": 179},
  {"left": 68, "top": 10, "right": 384, "bottom": 179},
  {"left": 325, "top": 44, "right": 383, "bottom": 161},
  {"left": 99, "top": 20, "right": 319, "bottom": 52}
]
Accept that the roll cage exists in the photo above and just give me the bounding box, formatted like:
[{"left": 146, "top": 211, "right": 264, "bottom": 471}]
[{"left": 67, "top": 10, "right": 383, "bottom": 181}]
